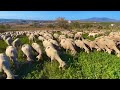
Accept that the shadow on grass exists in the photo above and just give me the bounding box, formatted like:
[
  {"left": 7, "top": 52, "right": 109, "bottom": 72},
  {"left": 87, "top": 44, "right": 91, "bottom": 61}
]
[
  {"left": 60, "top": 51, "right": 79, "bottom": 69},
  {"left": 15, "top": 52, "right": 49, "bottom": 79}
]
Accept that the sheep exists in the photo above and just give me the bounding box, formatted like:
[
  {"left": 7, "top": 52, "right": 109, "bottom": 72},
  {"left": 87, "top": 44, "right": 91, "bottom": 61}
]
[
  {"left": 5, "top": 37, "right": 13, "bottom": 46},
  {"left": 104, "top": 37, "right": 120, "bottom": 57},
  {"left": 48, "top": 39, "right": 61, "bottom": 51},
  {"left": 75, "top": 40, "right": 89, "bottom": 53},
  {"left": 48, "top": 39, "right": 59, "bottom": 47},
  {"left": 42, "top": 39, "right": 54, "bottom": 48},
  {"left": 58, "top": 35, "right": 66, "bottom": 42},
  {"left": 53, "top": 33, "right": 59, "bottom": 39},
  {"left": 38, "top": 36, "right": 45, "bottom": 41},
  {"left": 5, "top": 46, "right": 19, "bottom": 69},
  {"left": 88, "top": 32, "right": 98, "bottom": 37},
  {"left": 2, "top": 35, "right": 10, "bottom": 41},
  {"left": 12, "top": 38, "right": 22, "bottom": 48},
  {"left": 67, "top": 33, "right": 74, "bottom": 38},
  {"left": 45, "top": 45, "right": 66, "bottom": 68},
  {"left": 21, "top": 44, "right": 34, "bottom": 62},
  {"left": 60, "top": 38, "right": 77, "bottom": 55},
  {"left": 0, "top": 53, "right": 14, "bottom": 79},
  {"left": 94, "top": 37, "right": 107, "bottom": 52},
  {"left": 89, "top": 41, "right": 101, "bottom": 51},
  {"left": 94, "top": 36, "right": 120, "bottom": 56},
  {"left": 32, "top": 43, "right": 42, "bottom": 60},
  {"left": 43, "top": 33, "right": 53, "bottom": 40},
  {"left": 28, "top": 34, "right": 35, "bottom": 43},
  {"left": 74, "top": 33, "right": 82, "bottom": 40}
]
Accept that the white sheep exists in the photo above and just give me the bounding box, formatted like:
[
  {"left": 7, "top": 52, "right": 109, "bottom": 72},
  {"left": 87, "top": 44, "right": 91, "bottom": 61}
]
[
  {"left": 32, "top": 43, "right": 42, "bottom": 60},
  {"left": 21, "top": 44, "right": 34, "bottom": 62},
  {"left": 48, "top": 39, "right": 59, "bottom": 47},
  {"left": 5, "top": 37, "right": 13, "bottom": 46},
  {"left": 28, "top": 34, "right": 35, "bottom": 43},
  {"left": 5, "top": 46, "right": 19, "bottom": 69},
  {"left": 12, "top": 38, "right": 22, "bottom": 48},
  {"left": 75, "top": 40, "right": 89, "bottom": 53},
  {"left": 45, "top": 45, "right": 66, "bottom": 68},
  {"left": 88, "top": 33, "right": 98, "bottom": 37},
  {"left": 74, "top": 32, "right": 83, "bottom": 40},
  {"left": 0, "top": 53, "right": 14, "bottom": 79},
  {"left": 53, "top": 33, "right": 59, "bottom": 39},
  {"left": 38, "top": 36, "right": 45, "bottom": 41},
  {"left": 60, "top": 38, "right": 77, "bottom": 55},
  {"left": 42, "top": 39, "right": 54, "bottom": 48}
]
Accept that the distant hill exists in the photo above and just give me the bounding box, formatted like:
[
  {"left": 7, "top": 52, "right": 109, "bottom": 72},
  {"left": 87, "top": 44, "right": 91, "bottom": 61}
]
[
  {"left": 80, "top": 17, "right": 120, "bottom": 22},
  {"left": 0, "top": 17, "right": 120, "bottom": 24},
  {"left": 0, "top": 19, "right": 54, "bottom": 24}
]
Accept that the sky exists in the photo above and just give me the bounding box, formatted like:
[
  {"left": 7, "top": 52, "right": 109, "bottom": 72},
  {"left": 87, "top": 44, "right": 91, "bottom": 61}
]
[{"left": 0, "top": 11, "right": 120, "bottom": 20}]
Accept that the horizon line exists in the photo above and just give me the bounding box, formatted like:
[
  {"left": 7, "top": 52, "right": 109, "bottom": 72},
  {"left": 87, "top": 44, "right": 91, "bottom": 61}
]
[{"left": 0, "top": 17, "right": 119, "bottom": 21}]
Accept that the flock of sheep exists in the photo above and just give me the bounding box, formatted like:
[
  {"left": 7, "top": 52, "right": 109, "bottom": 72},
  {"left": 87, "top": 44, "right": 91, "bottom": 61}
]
[{"left": 0, "top": 29, "right": 120, "bottom": 79}]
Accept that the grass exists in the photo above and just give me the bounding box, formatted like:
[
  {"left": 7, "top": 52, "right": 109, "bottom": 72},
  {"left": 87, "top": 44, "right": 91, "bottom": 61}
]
[{"left": 1, "top": 35, "right": 120, "bottom": 79}]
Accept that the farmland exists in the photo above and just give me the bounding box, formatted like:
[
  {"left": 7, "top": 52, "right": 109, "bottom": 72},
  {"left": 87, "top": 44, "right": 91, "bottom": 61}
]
[{"left": 1, "top": 29, "right": 120, "bottom": 79}]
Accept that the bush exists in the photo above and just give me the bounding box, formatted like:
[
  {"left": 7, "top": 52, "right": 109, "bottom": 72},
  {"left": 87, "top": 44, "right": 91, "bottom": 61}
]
[{"left": 55, "top": 17, "right": 70, "bottom": 29}]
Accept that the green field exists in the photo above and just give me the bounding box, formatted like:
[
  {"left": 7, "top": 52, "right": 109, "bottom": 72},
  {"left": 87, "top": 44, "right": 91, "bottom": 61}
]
[{"left": 1, "top": 33, "right": 120, "bottom": 79}]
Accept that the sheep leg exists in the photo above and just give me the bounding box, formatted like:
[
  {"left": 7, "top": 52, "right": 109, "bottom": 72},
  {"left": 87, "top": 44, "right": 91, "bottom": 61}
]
[
  {"left": 66, "top": 49, "right": 68, "bottom": 53},
  {"left": 36, "top": 54, "right": 41, "bottom": 61},
  {"left": 117, "top": 53, "right": 120, "bottom": 57},
  {"left": 2, "top": 62, "right": 14, "bottom": 79},
  {"left": 11, "top": 57, "right": 19, "bottom": 69},
  {"left": 83, "top": 46, "right": 89, "bottom": 53},
  {"left": 27, "top": 56, "right": 33, "bottom": 62},
  {"left": 50, "top": 56, "right": 54, "bottom": 66},
  {"left": 59, "top": 61, "right": 66, "bottom": 70}
]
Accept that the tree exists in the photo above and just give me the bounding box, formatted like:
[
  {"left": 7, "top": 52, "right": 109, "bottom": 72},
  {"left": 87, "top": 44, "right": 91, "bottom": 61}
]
[
  {"left": 46, "top": 24, "right": 55, "bottom": 29},
  {"left": 55, "top": 17, "right": 69, "bottom": 29},
  {"left": 70, "top": 21, "right": 80, "bottom": 29}
]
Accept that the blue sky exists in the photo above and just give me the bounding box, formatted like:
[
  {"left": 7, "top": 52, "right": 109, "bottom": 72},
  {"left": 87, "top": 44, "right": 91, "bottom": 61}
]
[{"left": 0, "top": 11, "right": 120, "bottom": 20}]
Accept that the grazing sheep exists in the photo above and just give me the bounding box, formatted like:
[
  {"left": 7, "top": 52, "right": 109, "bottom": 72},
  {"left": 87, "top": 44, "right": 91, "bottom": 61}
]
[
  {"left": 48, "top": 39, "right": 59, "bottom": 47},
  {"left": 58, "top": 35, "right": 66, "bottom": 42},
  {"left": 48, "top": 39, "right": 61, "bottom": 50},
  {"left": 45, "top": 45, "right": 66, "bottom": 68},
  {"left": 12, "top": 38, "right": 22, "bottom": 48},
  {"left": 104, "top": 37, "right": 120, "bottom": 57},
  {"left": 53, "top": 33, "right": 59, "bottom": 39},
  {"left": 60, "top": 38, "right": 77, "bottom": 55},
  {"left": 89, "top": 41, "right": 100, "bottom": 51},
  {"left": 42, "top": 39, "right": 54, "bottom": 48},
  {"left": 21, "top": 44, "right": 34, "bottom": 62},
  {"left": 28, "top": 34, "right": 35, "bottom": 43},
  {"left": 38, "top": 36, "right": 45, "bottom": 41},
  {"left": 94, "top": 36, "right": 120, "bottom": 56},
  {"left": 0, "top": 53, "right": 14, "bottom": 79},
  {"left": 2, "top": 35, "right": 10, "bottom": 41},
  {"left": 5, "top": 46, "right": 19, "bottom": 69},
  {"left": 88, "top": 33, "right": 98, "bottom": 37},
  {"left": 67, "top": 33, "right": 74, "bottom": 38},
  {"left": 5, "top": 37, "right": 13, "bottom": 46},
  {"left": 32, "top": 43, "right": 42, "bottom": 60},
  {"left": 43, "top": 33, "right": 53, "bottom": 40},
  {"left": 75, "top": 40, "right": 89, "bottom": 53},
  {"left": 74, "top": 32, "right": 82, "bottom": 40}
]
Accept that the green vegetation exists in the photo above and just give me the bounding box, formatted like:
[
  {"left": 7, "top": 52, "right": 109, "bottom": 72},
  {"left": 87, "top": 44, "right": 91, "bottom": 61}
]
[{"left": 0, "top": 34, "right": 120, "bottom": 79}]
